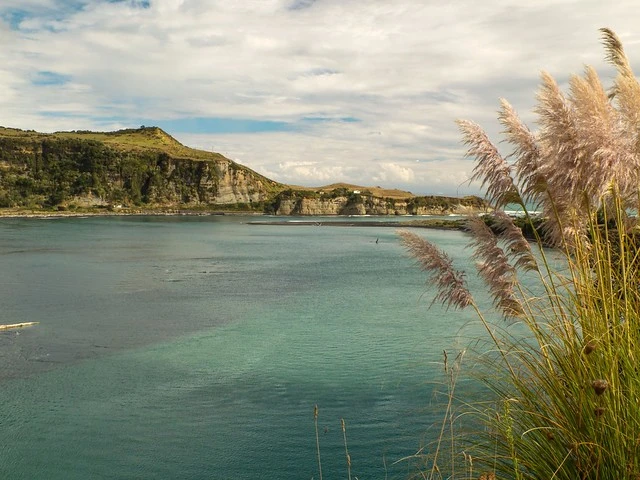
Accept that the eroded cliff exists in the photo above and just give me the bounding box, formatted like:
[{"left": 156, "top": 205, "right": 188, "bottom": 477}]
[
  {"left": 269, "top": 189, "right": 487, "bottom": 216},
  {"left": 0, "top": 126, "right": 281, "bottom": 210}
]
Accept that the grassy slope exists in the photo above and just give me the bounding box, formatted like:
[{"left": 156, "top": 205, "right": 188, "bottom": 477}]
[{"left": 0, "top": 126, "right": 225, "bottom": 160}]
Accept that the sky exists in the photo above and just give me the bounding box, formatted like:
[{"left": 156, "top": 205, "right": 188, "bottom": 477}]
[{"left": 0, "top": 1, "right": 638, "bottom": 196}]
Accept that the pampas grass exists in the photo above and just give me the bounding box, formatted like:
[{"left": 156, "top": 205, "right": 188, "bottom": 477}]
[
  {"left": 398, "top": 229, "right": 473, "bottom": 310},
  {"left": 402, "top": 28, "right": 640, "bottom": 479}
]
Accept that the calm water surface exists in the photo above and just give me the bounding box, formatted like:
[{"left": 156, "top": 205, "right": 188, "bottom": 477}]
[{"left": 0, "top": 215, "right": 486, "bottom": 479}]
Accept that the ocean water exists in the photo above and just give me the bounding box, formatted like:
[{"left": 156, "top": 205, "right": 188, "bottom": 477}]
[{"left": 0, "top": 215, "right": 490, "bottom": 479}]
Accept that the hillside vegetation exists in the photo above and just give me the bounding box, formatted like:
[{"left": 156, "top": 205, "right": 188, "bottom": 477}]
[{"left": 0, "top": 125, "right": 486, "bottom": 215}]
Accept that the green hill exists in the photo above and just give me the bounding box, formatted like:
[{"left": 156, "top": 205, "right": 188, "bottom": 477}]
[{"left": 0, "top": 126, "right": 283, "bottom": 212}]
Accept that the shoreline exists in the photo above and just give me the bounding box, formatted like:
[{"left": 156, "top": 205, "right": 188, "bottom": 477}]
[
  {"left": 0, "top": 209, "right": 469, "bottom": 230},
  {"left": 0, "top": 209, "right": 262, "bottom": 219}
]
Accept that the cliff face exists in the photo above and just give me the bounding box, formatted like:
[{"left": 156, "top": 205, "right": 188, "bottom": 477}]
[
  {"left": 140, "top": 158, "right": 271, "bottom": 205},
  {"left": 271, "top": 191, "right": 487, "bottom": 216},
  {"left": 214, "top": 162, "right": 268, "bottom": 204},
  {"left": 275, "top": 197, "right": 349, "bottom": 215},
  {"left": 0, "top": 128, "right": 280, "bottom": 209}
]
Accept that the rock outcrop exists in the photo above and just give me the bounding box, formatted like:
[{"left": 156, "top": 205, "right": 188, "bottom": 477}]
[{"left": 270, "top": 191, "right": 487, "bottom": 216}]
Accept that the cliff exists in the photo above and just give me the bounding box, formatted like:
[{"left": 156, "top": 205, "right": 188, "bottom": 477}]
[
  {"left": 269, "top": 188, "right": 487, "bottom": 216},
  {"left": 0, "top": 126, "right": 281, "bottom": 211}
]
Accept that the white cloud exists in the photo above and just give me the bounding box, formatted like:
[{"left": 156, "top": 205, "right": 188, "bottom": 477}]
[
  {"left": 0, "top": 0, "right": 638, "bottom": 194},
  {"left": 372, "top": 163, "right": 415, "bottom": 184}
]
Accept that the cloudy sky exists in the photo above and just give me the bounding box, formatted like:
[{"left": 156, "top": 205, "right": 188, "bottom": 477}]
[{"left": 0, "top": 0, "right": 638, "bottom": 195}]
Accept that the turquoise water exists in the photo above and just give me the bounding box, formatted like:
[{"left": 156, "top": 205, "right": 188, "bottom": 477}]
[{"left": 0, "top": 216, "right": 485, "bottom": 479}]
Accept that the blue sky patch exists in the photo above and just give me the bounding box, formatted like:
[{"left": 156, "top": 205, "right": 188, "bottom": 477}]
[
  {"left": 1, "top": 2, "right": 88, "bottom": 32},
  {"left": 32, "top": 71, "right": 71, "bottom": 86},
  {"left": 288, "top": 0, "right": 318, "bottom": 11},
  {"left": 301, "top": 116, "right": 359, "bottom": 124},
  {"left": 105, "top": 0, "right": 151, "bottom": 8},
  {"left": 135, "top": 116, "right": 361, "bottom": 135},
  {"left": 1, "top": 9, "right": 30, "bottom": 30},
  {"left": 147, "top": 117, "right": 292, "bottom": 134}
]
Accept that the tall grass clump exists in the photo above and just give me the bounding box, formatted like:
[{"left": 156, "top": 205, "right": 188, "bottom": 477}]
[{"left": 400, "top": 28, "right": 640, "bottom": 479}]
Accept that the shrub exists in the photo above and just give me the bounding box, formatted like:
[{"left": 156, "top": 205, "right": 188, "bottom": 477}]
[{"left": 400, "top": 29, "right": 640, "bottom": 479}]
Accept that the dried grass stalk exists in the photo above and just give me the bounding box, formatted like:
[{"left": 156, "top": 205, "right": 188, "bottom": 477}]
[
  {"left": 398, "top": 229, "right": 473, "bottom": 310},
  {"left": 466, "top": 216, "right": 525, "bottom": 318},
  {"left": 498, "top": 99, "right": 543, "bottom": 205},
  {"left": 457, "top": 119, "right": 519, "bottom": 207},
  {"left": 490, "top": 210, "right": 538, "bottom": 272}
]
